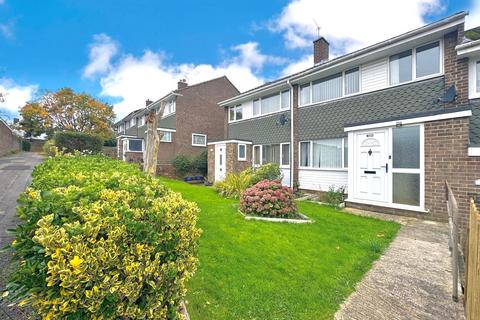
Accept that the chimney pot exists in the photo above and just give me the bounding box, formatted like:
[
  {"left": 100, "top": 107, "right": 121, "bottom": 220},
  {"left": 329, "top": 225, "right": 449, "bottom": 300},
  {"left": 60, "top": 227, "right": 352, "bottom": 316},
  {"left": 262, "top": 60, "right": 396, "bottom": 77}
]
[
  {"left": 313, "top": 37, "right": 329, "bottom": 65},
  {"left": 177, "top": 79, "right": 188, "bottom": 89}
]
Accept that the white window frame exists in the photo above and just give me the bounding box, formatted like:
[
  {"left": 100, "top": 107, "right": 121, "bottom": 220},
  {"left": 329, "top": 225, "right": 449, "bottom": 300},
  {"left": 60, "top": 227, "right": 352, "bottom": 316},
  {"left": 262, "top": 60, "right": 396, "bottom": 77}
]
[
  {"left": 469, "top": 56, "right": 480, "bottom": 99},
  {"left": 253, "top": 145, "right": 261, "bottom": 167},
  {"left": 298, "top": 39, "right": 443, "bottom": 107},
  {"left": 228, "top": 104, "right": 243, "bottom": 122},
  {"left": 160, "top": 130, "right": 173, "bottom": 143},
  {"left": 280, "top": 142, "right": 290, "bottom": 168},
  {"left": 238, "top": 144, "right": 247, "bottom": 161},
  {"left": 229, "top": 90, "right": 291, "bottom": 123},
  {"left": 192, "top": 133, "right": 207, "bottom": 147},
  {"left": 127, "top": 139, "right": 144, "bottom": 153},
  {"left": 162, "top": 99, "right": 176, "bottom": 118},
  {"left": 251, "top": 143, "right": 289, "bottom": 167},
  {"left": 298, "top": 138, "right": 348, "bottom": 171},
  {"left": 138, "top": 115, "right": 145, "bottom": 127}
]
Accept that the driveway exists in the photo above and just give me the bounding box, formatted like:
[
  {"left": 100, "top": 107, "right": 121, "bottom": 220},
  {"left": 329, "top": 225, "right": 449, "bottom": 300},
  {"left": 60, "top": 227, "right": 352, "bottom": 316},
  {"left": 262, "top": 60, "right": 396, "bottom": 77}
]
[
  {"left": 0, "top": 153, "right": 43, "bottom": 319},
  {"left": 335, "top": 209, "right": 465, "bottom": 320}
]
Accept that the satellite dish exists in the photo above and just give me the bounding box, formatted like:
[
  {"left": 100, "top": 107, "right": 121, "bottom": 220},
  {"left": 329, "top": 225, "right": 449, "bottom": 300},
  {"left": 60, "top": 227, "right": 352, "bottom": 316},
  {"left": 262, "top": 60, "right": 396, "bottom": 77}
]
[
  {"left": 277, "top": 113, "right": 289, "bottom": 126},
  {"left": 435, "top": 85, "right": 457, "bottom": 103}
]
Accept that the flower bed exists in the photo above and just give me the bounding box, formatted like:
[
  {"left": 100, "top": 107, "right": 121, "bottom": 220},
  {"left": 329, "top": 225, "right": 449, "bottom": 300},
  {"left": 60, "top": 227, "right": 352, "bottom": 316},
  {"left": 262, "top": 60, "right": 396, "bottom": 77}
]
[
  {"left": 5, "top": 154, "right": 201, "bottom": 319},
  {"left": 240, "top": 180, "right": 300, "bottom": 219}
]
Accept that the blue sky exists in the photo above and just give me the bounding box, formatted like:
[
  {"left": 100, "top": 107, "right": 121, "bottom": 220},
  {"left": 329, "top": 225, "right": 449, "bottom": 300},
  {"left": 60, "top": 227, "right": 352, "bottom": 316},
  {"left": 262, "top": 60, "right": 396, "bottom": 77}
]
[{"left": 0, "top": 0, "right": 479, "bottom": 120}]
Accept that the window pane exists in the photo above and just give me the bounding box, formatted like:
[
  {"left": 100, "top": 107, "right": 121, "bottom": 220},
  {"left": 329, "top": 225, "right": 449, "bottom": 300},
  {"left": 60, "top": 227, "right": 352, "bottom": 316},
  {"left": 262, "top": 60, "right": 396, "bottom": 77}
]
[
  {"left": 193, "top": 135, "right": 206, "bottom": 146},
  {"left": 312, "top": 139, "right": 342, "bottom": 168},
  {"left": 238, "top": 144, "right": 246, "bottom": 159},
  {"left": 343, "top": 137, "right": 348, "bottom": 168},
  {"left": 300, "top": 142, "right": 310, "bottom": 167},
  {"left": 393, "top": 126, "right": 420, "bottom": 169},
  {"left": 229, "top": 107, "right": 235, "bottom": 121},
  {"left": 477, "top": 61, "right": 480, "bottom": 93},
  {"left": 345, "top": 68, "right": 359, "bottom": 95},
  {"left": 281, "top": 144, "right": 290, "bottom": 166},
  {"left": 253, "top": 99, "right": 260, "bottom": 115},
  {"left": 262, "top": 145, "right": 271, "bottom": 163},
  {"left": 281, "top": 90, "right": 290, "bottom": 108},
  {"left": 312, "top": 73, "right": 343, "bottom": 102},
  {"left": 254, "top": 146, "right": 261, "bottom": 165},
  {"left": 300, "top": 84, "right": 311, "bottom": 105},
  {"left": 416, "top": 42, "right": 440, "bottom": 78},
  {"left": 160, "top": 131, "right": 172, "bottom": 142},
  {"left": 129, "top": 139, "right": 142, "bottom": 151},
  {"left": 393, "top": 173, "right": 420, "bottom": 206},
  {"left": 261, "top": 94, "right": 280, "bottom": 114},
  {"left": 272, "top": 144, "right": 280, "bottom": 164},
  {"left": 235, "top": 106, "right": 243, "bottom": 120},
  {"left": 390, "top": 50, "right": 412, "bottom": 85}
]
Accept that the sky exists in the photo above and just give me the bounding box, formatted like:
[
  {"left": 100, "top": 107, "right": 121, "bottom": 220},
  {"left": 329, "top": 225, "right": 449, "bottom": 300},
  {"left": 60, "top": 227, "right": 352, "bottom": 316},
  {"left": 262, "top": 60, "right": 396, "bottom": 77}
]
[{"left": 0, "top": 0, "right": 479, "bottom": 120}]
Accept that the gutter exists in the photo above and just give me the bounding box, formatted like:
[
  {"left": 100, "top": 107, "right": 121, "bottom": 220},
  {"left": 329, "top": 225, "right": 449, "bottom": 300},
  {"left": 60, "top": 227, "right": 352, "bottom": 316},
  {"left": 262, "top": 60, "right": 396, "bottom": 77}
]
[{"left": 287, "top": 79, "right": 294, "bottom": 189}]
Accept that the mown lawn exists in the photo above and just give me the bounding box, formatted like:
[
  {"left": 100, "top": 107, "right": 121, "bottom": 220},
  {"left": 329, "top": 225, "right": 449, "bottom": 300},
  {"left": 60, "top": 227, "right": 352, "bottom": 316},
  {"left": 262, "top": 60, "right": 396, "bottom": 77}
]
[{"left": 160, "top": 178, "right": 400, "bottom": 320}]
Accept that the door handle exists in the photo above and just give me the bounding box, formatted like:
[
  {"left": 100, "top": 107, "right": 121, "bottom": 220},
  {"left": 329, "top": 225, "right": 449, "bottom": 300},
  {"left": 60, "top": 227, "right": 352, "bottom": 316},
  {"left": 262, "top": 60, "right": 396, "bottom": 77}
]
[{"left": 385, "top": 163, "right": 388, "bottom": 173}]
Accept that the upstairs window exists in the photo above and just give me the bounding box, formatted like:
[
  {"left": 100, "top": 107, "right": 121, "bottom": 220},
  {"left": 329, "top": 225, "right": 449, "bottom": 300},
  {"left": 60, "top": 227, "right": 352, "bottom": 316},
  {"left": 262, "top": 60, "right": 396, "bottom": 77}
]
[
  {"left": 344, "top": 67, "right": 360, "bottom": 95},
  {"left": 477, "top": 61, "right": 480, "bottom": 93},
  {"left": 229, "top": 104, "right": 243, "bottom": 121},
  {"left": 163, "top": 100, "right": 176, "bottom": 117},
  {"left": 312, "top": 72, "right": 343, "bottom": 102},
  {"left": 253, "top": 99, "right": 260, "bottom": 116},
  {"left": 416, "top": 42, "right": 440, "bottom": 78},
  {"left": 138, "top": 115, "right": 145, "bottom": 126},
  {"left": 300, "top": 83, "right": 311, "bottom": 105},
  {"left": 390, "top": 50, "right": 412, "bottom": 85}
]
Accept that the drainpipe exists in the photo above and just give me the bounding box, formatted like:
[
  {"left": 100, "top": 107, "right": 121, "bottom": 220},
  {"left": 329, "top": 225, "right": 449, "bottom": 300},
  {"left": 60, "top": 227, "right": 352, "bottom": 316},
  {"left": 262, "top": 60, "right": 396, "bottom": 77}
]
[{"left": 287, "top": 79, "right": 294, "bottom": 189}]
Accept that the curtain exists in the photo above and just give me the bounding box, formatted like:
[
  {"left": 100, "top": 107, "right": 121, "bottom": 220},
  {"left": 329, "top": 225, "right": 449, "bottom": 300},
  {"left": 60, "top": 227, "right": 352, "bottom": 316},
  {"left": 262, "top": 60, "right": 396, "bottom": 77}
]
[{"left": 312, "top": 139, "right": 342, "bottom": 168}]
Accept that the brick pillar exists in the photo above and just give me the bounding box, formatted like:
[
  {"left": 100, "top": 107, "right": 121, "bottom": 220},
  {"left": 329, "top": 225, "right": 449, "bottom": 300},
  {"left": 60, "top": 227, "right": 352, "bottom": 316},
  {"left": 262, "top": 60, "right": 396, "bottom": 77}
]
[
  {"left": 292, "top": 84, "right": 300, "bottom": 189},
  {"left": 443, "top": 28, "right": 469, "bottom": 106},
  {"left": 207, "top": 144, "right": 215, "bottom": 182}
]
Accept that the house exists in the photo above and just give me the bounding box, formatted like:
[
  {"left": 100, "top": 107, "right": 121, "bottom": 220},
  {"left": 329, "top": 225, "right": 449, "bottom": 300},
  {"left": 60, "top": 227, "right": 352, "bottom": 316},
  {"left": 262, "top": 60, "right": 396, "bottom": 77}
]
[
  {"left": 115, "top": 76, "right": 239, "bottom": 176},
  {"left": 208, "top": 11, "right": 480, "bottom": 231},
  {"left": 0, "top": 118, "right": 21, "bottom": 156}
]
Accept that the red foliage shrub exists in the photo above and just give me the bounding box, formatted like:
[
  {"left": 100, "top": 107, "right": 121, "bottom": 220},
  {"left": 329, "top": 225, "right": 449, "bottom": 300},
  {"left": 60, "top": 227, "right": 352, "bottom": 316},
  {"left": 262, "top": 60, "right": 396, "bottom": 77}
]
[{"left": 240, "top": 179, "right": 298, "bottom": 218}]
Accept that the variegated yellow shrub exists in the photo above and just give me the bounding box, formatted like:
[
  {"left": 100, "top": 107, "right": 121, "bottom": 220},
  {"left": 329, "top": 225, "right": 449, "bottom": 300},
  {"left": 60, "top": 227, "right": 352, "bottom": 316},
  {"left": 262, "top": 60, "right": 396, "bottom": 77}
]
[{"left": 4, "top": 155, "right": 201, "bottom": 319}]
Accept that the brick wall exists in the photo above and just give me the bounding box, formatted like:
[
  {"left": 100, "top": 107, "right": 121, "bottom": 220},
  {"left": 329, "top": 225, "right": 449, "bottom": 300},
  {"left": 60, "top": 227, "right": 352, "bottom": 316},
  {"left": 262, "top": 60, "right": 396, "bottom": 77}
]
[
  {"left": 207, "top": 145, "right": 215, "bottom": 182},
  {"left": 424, "top": 117, "right": 480, "bottom": 230},
  {"left": 443, "top": 29, "right": 469, "bottom": 105},
  {"left": 0, "top": 120, "right": 20, "bottom": 156},
  {"left": 225, "top": 143, "right": 251, "bottom": 175}
]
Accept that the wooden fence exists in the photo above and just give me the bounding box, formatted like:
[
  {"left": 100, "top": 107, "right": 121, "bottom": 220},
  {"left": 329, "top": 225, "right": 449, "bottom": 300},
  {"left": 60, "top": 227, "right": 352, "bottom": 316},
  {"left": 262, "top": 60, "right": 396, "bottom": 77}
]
[{"left": 465, "top": 199, "right": 480, "bottom": 320}]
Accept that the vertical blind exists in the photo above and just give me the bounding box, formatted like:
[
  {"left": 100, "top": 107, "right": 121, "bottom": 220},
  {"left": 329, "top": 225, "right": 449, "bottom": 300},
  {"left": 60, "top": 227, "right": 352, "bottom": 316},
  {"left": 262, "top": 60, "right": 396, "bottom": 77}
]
[
  {"left": 312, "top": 139, "right": 343, "bottom": 168},
  {"left": 344, "top": 68, "right": 359, "bottom": 95},
  {"left": 261, "top": 94, "right": 280, "bottom": 114},
  {"left": 312, "top": 73, "right": 343, "bottom": 102}
]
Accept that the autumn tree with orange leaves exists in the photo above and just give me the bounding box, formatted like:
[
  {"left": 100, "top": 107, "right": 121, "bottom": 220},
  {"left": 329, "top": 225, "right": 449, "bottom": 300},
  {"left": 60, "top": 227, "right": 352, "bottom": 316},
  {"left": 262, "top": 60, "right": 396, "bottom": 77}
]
[{"left": 20, "top": 88, "right": 115, "bottom": 138}]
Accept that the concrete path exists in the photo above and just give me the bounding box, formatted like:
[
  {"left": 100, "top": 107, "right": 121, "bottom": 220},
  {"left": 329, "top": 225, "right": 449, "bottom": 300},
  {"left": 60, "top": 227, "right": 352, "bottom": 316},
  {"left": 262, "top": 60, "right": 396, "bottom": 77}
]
[
  {"left": 335, "top": 209, "right": 465, "bottom": 320},
  {"left": 0, "top": 153, "right": 43, "bottom": 320}
]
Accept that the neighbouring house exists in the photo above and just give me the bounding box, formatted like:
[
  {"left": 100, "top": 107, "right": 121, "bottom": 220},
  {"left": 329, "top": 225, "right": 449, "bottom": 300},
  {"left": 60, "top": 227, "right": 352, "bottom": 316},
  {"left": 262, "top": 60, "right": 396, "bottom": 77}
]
[
  {"left": 0, "top": 118, "right": 21, "bottom": 156},
  {"left": 208, "top": 11, "right": 480, "bottom": 231},
  {"left": 115, "top": 76, "right": 239, "bottom": 177}
]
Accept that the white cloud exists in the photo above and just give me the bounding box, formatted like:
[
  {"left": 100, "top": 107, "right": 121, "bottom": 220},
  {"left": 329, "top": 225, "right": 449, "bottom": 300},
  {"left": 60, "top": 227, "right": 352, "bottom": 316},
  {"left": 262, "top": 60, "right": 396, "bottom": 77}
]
[
  {"left": 85, "top": 35, "right": 284, "bottom": 119},
  {"left": 0, "top": 78, "right": 38, "bottom": 114},
  {"left": 273, "top": 0, "right": 444, "bottom": 53},
  {"left": 466, "top": 0, "right": 480, "bottom": 29},
  {"left": 0, "top": 0, "right": 5, "bottom": 5},
  {"left": 83, "top": 33, "right": 119, "bottom": 78},
  {"left": 0, "top": 21, "right": 13, "bottom": 39},
  {"left": 281, "top": 54, "right": 313, "bottom": 76}
]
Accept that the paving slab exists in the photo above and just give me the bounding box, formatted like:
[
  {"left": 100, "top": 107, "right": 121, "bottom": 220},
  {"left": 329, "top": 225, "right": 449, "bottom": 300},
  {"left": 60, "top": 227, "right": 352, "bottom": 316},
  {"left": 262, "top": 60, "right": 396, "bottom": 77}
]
[{"left": 335, "top": 208, "right": 465, "bottom": 320}]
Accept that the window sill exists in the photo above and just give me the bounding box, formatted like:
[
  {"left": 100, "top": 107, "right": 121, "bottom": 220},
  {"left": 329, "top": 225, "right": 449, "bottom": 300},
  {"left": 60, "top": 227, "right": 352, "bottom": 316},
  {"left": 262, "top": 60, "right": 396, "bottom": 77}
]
[
  {"left": 298, "top": 167, "right": 347, "bottom": 172},
  {"left": 192, "top": 144, "right": 207, "bottom": 147},
  {"left": 126, "top": 150, "right": 143, "bottom": 153},
  {"left": 228, "top": 107, "right": 290, "bottom": 124}
]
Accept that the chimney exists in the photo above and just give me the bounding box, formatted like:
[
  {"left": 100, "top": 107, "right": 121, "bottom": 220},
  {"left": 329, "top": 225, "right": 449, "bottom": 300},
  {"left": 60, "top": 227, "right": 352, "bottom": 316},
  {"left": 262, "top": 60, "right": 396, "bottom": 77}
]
[
  {"left": 313, "top": 37, "right": 329, "bottom": 65},
  {"left": 177, "top": 79, "right": 188, "bottom": 89},
  {"left": 145, "top": 99, "right": 153, "bottom": 106}
]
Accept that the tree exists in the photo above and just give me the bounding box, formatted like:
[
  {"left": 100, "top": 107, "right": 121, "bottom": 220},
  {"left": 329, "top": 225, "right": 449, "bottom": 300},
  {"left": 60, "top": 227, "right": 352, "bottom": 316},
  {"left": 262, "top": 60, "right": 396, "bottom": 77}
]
[
  {"left": 19, "top": 88, "right": 115, "bottom": 139},
  {"left": 144, "top": 101, "right": 166, "bottom": 177}
]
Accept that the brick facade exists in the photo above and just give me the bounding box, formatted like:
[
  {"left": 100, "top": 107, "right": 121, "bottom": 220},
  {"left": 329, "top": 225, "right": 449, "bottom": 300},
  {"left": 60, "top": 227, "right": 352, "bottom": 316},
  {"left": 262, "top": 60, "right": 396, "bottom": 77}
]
[
  {"left": 0, "top": 120, "right": 20, "bottom": 156},
  {"left": 207, "top": 142, "right": 252, "bottom": 183},
  {"left": 424, "top": 117, "right": 480, "bottom": 230},
  {"left": 443, "top": 29, "right": 469, "bottom": 105}
]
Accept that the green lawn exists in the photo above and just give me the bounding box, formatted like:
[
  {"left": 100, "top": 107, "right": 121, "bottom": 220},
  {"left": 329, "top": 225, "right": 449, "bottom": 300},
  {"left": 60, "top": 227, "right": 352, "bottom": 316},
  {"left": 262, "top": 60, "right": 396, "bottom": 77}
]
[{"left": 160, "top": 178, "right": 400, "bottom": 320}]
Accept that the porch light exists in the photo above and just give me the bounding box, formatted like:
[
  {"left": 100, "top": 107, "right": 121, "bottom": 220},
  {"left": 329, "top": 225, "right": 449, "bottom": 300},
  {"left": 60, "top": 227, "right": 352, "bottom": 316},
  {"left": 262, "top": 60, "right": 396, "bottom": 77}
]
[{"left": 395, "top": 121, "right": 403, "bottom": 127}]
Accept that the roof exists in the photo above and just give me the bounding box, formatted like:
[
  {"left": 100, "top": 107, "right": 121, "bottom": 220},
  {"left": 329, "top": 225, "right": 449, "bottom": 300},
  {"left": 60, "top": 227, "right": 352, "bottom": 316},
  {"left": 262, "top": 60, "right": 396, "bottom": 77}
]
[{"left": 220, "top": 11, "right": 468, "bottom": 106}]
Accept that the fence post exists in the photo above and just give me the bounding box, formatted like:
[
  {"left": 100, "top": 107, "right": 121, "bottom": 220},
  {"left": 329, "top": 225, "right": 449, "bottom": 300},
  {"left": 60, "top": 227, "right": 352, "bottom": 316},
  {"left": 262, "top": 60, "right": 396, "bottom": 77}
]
[{"left": 466, "top": 199, "right": 480, "bottom": 320}]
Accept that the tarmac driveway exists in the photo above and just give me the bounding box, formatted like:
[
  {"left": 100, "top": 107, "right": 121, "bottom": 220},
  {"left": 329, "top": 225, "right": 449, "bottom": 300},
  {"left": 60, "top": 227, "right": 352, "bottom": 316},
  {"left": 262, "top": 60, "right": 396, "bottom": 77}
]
[{"left": 0, "top": 153, "right": 43, "bottom": 319}]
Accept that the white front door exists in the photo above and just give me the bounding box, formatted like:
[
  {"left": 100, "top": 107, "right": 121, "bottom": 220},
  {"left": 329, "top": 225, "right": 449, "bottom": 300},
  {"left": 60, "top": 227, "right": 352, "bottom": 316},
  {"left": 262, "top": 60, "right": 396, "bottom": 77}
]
[
  {"left": 354, "top": 129, "right": 388, "bottom": 202},
  {"left": 215, "top": 144, "right": 226, "bottom": 181},
  {"left": 122, "top": 139, "right": 128, "bottom": 161}
]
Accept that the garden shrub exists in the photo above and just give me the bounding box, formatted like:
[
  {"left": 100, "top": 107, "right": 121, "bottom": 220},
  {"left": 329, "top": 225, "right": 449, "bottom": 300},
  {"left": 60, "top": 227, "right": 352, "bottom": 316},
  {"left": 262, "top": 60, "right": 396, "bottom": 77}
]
[
  {"left": 4, "top": 155, "right": 201, "bottom": 319},
  {"left": 53, "top": 131, "right": 103, "bottom": 154},
  {"left": 240, "top": 180, "right": 297, "bottom": 218},
  {"left": 42, "top": 139, "right": 57, "bottom": 157},
  {"left": 250, "top": 163, "right": 282, "bottom": 185},
  {"left": 325, "top": 185, "right": 346, "bottom": 208},
  {"left": 21, "top": 140, "right": 31, "bottom": 151},
  {"left": 214, "top": 169, "right": 253, "bottom": 199},
  {"left": 172, "top": 155, "right": 192, "bottom": 177},
  {"left": 192, "top": 150, "right": 207, "bottom": 176}
]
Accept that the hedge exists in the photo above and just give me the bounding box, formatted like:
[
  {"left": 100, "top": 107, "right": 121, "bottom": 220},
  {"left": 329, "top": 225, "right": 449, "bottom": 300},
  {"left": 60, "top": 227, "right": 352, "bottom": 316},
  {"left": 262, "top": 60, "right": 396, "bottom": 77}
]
[
  {"left": 4, "top": 155, "right": 201, "bottom": 319},
  {"left": 53, "top": 131, "right": 104, "bottom": 154}
]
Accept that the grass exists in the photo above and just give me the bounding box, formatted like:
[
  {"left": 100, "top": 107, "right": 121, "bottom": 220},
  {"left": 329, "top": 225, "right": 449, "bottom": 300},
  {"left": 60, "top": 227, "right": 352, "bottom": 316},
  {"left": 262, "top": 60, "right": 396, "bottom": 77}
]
[{"left": 160, "top": 178, "right": 400, "bottom": 320}]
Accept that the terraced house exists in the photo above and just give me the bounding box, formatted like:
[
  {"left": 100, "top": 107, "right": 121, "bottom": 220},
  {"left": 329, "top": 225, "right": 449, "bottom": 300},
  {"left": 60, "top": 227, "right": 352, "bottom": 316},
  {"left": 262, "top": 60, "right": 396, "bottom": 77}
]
[
  {"left": 208, "top": 11, "right": 480, "bottom": 230},
  {"left": 115, "top": 76, "right": 239, "bottom": 176}
]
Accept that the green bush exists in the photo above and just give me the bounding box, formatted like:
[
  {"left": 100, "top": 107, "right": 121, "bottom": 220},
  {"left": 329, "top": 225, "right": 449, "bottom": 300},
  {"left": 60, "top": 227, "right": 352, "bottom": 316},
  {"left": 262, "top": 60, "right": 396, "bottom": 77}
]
[
  {"left": 192, "top": 150, "right": 208, "bottom": 176},
  {"left": 53, "top": 131, "right": 103, "bottom": 154},
  {"left": 21, "top": 140, "right": 31, "bottom": 152},
  {"left": 42, "top": 139, "right": 57, "bottom": 157},
  {"left": 172, "top": 155, "right": 192, "bottom": 177},
  {"left": 4, "top": 155, "right": 201, "bottom": 319},
  {"left": 325, "top": 185, "right": 347, "bottom": 208},
  {"left": 250, "top": 163, "right": 283, "bottom": 185},
  {"left": 214, "top": 169, "right": 253, "bottom": 199},
  {"left": 103, "top": 137, "right": 117, "bottom": 147}
]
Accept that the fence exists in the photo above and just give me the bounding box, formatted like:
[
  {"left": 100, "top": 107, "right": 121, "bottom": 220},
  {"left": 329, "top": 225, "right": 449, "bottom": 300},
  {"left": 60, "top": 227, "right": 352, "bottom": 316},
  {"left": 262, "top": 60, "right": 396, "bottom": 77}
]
[{"left": 465, "top": 199, "right": 480, "bottom": 320}]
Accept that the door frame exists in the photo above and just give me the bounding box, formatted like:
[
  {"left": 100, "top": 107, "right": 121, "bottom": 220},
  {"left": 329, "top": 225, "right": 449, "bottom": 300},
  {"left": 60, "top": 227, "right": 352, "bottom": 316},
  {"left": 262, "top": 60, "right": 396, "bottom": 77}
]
[
  {"left": 214, "top": 143, "right": 226, "bottom": 182},
  {"left": 347, "top": 124, "right": 425, "bottom": 212}
]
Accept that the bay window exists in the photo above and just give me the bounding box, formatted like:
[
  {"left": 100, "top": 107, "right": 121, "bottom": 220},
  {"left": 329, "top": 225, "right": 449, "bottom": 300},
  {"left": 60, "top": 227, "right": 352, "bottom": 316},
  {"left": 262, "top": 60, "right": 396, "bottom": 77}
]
[{"left": 300, "top": 138, "right": 348, "bottom": 169}]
